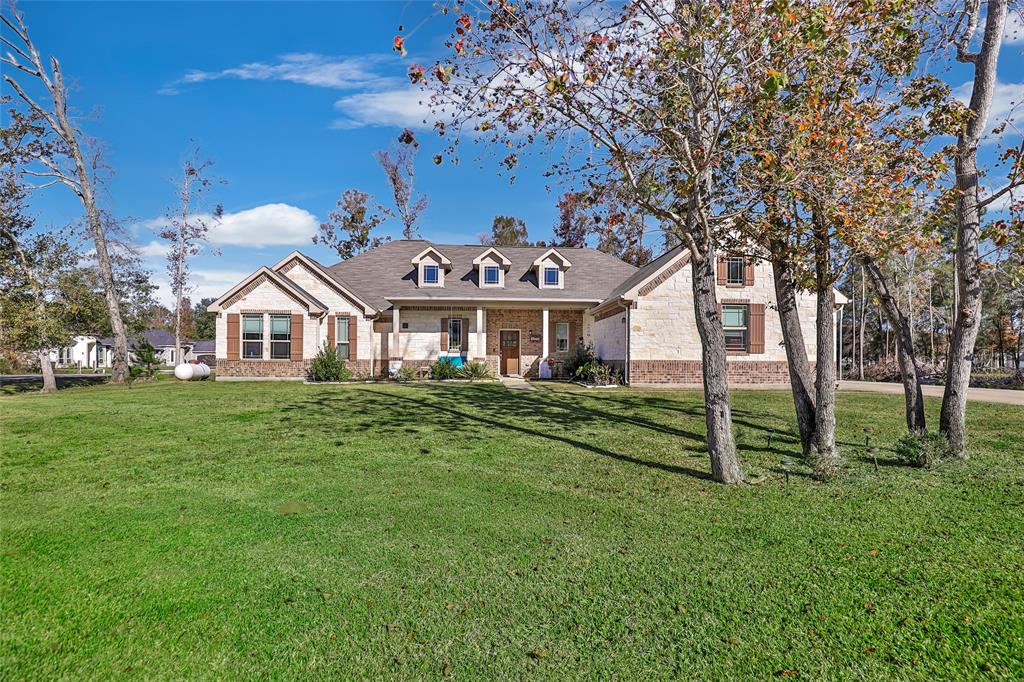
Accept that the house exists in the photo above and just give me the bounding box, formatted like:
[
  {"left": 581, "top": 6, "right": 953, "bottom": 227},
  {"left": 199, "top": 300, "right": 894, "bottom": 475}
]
[
  {"left": 53, "top": 329, "right": 197, "bottom": 369},
  {"left": 206, "top": 240, "right": 847, "bottom": 384}
]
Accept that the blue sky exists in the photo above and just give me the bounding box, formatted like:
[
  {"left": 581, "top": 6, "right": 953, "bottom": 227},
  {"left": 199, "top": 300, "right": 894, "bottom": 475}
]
[{"left": 9, "top": 1, "right": 1024, "bottom": 305}]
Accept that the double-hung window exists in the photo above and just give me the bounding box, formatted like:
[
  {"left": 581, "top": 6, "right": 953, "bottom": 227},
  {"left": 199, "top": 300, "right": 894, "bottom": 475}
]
[
  {"left": 722, "top": 304, "right": 749, "bottom": 352},
  {"left": 242, "top": 314, "right": 264, "bottom": 359},
  {"left": 726, "top": 257, "right": 745, "bottom": 285},
  {"left": 336, "top": 316, "right": 350, "bottom": 360},
  {"left": 543, "top": 267, "right": 559, "bottom": 286},
  {"left": 423, "top": 264, "right": 439, "bottom": 285},
  {"left": 555, "top": 322, "right": 569, "bottom": 352},
  {"left": 270, "top": 315, "right": 291, "bottom": 359},
  {"left": 483, "top": 265, "right": 500, "bottom": 285},
  {"left": 448, "top": 318, "right": 463, "bottom": 352}
]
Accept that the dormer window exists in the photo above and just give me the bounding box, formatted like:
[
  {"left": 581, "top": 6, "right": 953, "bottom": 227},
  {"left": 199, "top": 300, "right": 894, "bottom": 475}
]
[
  {"left": 473, "top": 247, "right": 511, "bottom": 288},
  {"left": 411, "top": 246, "right": 451, "bottom": 288},
  {"left": 533, "top": 248, "right": 571, "bottom": 290}
]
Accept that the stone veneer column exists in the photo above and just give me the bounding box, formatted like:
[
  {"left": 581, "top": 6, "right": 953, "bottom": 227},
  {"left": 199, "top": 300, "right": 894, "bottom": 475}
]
[{"left": 476, "top": 306, "right": 484, "bottom": 360}]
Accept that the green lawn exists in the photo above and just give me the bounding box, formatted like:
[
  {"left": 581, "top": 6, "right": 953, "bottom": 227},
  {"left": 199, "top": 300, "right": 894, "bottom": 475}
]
[{"left": 2, "top": 381, "right": 1022, "bottom": 679}]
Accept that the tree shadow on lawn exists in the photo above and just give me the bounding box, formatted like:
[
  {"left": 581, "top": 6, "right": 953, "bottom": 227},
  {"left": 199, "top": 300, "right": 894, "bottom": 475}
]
[{"left": 277, "top": 384, "right": 716, "bottom": 481}]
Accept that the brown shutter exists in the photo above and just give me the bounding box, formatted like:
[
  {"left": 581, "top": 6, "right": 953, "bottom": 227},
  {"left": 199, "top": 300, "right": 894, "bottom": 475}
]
[
  {"left": 226, "top": 313, "right": 240, "bottom": 360},
  {"left": 349, "top": 314, "right": 358, "bottom": 361},
  {"left": 548, "top": 316, "right": 556, "bottom": 354},
  {"left": 568, "top": 319, "right": 577, "bottom": 352},
  {"left": 461, "top": 317, "right": 469, "bottom": 352},
  {"left": 290, "top": 314, "right": 304, "bottom": 361},
  {"left": 327, "top": 314, "right": 336, "bottom": 350},
  {"left": 744, "top": 258, "right": 755, "bottom": 286},
  {"left": 717, "top": 257, "right": 727, "bottom": 285},
  {"left": 440, "top": 317, "right": 449, "bottom": 351},
  {"left": 749, "top": 303, "right": 765, "bottom": 353}
]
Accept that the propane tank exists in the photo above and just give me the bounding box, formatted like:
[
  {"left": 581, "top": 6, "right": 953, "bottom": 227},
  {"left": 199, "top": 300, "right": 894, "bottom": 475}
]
[{"left": 174, "top": 362, "right": 211, "bottom": 380}]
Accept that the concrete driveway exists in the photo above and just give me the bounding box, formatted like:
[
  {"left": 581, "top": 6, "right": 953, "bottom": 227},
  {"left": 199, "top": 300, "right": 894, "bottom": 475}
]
[{"left": 838, "top": 380, "right": 1023, "bottom": 406}]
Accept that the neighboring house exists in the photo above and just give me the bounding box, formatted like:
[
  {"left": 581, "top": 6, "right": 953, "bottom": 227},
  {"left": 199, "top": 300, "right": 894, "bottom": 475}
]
[
  {"left": 206, "top": 240, "right": 847, "bottom": 384},
  {"left": 191, "top": 340, "right": 216, "bottom": 367},
  {"left": 53, "top": 329, "right": 197, "bottom": 369}
]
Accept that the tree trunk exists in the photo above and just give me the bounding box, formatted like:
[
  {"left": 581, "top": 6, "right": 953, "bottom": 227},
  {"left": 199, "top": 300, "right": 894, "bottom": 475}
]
[
  {"left": 849, "top": 273, "right": 857, "bottom": 382},
  {"left": 941, "top": 0, "right": 1006, "bottom": 458},
  {"left": 811, "top": 216, "right": 841, "bottom": 479},
  {"left": 859, "top": 266, "right": 866, "bottom": 379},
  {"left": 770, "top": 243, "right": 816, "bottom": 457},
  {"left": 38, "top": 350, "right": 56, "bottom": 393},
  {"left": 863, "top": 257, "right": 926, "bottom": 434},
  {"left": 690, "top": 241, "right": 743, "bottom": 484}
]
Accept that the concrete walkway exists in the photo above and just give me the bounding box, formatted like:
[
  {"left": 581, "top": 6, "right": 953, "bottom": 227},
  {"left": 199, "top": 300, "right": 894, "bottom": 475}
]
[
  {"left": 838, "top": 380, "right": 1023, "bottom": 406},
  {"left": 499, "top": 376, "right": 536, "bottom": 392}
]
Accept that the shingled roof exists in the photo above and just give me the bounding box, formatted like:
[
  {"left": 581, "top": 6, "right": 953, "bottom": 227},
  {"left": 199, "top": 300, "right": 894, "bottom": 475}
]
[{"left": 327, "top": 240, "right": 637, "bottom": 310}]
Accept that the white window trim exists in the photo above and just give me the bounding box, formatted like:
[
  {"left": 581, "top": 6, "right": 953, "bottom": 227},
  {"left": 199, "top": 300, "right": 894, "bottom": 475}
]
[
  {"left": 269, "top": 314, "right": 292, "bottom": 360},
  {"left": 540, "top": 265, "right": 563, "bottom": 289},
  {"left": 722, "top": 304, "right": 749, "bottom": 353},
  {"left": 420, "top": 262, "right": 443, "bottom": 288},
  {"left": 726, "top": 257, "right": 745, "bottom": 286},
  {"left": 481, "top": 264, "right": 503, "bottom": 288},
  {"left": 242, "top": 313, "right": 265, "bottom": 360},
  {"left": 448, "top": 318, "right": 463, "bottom": 352},
  {"left": 336, "top": 316, "right": 351, "bottom": 360},
  {"left": 555, "top": 322, "right": 569, "bottom": 353}
]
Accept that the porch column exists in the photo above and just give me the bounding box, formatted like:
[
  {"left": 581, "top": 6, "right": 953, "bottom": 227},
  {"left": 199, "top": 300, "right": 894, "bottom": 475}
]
[
  {"left": 476, "top": 306, "right": 485, "bottom": 360},
  {"left": 542, "top": 307, "right": 550, "bottom": 359},
  {"left": 392, "top": 306, "right": 401, "bottom": 363}
]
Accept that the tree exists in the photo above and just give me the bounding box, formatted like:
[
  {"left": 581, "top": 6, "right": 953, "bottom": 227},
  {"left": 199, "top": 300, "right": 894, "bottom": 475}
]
[
  {"left": 552, "top": 191, "right": 590, "bottom": 248},
  {"left": 192, "top": 297, "right": 217, "bottom": 339},
  {"left": 940, "top": 0, "right": 1014, "bottom": 457},
  {"left": 160, "top": 144, "right": 222, "bottom": 368},
  {"left": 480, "top": 215, "right": 530, "bottom": 246},
  {"left": 313, "top": 189, "right": 389, "bottom": 260},
  {"left": 2, "top": 5, "right": 132, "bottom": 383},
  {"left": 375, "top": 130, "right": 428, "bottom": 239},
  {"left": 0, "top": 173, "right": 76, "bottom": 391}
]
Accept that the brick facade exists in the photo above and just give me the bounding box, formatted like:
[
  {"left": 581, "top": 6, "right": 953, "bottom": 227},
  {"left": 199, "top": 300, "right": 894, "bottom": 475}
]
[
  {"left": 629, "top": 360, "right": 808, "bottom": 385},
  {"left": 484, "top": 308, "right": 584, "bottom": 377}
]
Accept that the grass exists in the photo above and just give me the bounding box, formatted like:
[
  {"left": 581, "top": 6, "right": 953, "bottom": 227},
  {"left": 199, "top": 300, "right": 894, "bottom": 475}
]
[{"left": 2, "top": 380, "right": 1022, "bottom": 680}]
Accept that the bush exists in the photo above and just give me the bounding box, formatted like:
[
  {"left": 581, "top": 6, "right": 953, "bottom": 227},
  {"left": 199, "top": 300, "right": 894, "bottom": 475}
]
[
  {"left": 458, "top": 360, "right": 492, "bottom": 380},
  {"left": 893, "top": 432, "right": 952, "bottom": 468},
  {"left": 430, "top": 357, "right": 460, "bottom": 380},
  {"left": 129, "top": 339, "right": 161, "bottom": 382},
  {"left": 563, "top": 342, "right": 596, "bottom": 378},
  {"left": 395, "top": 364, "right": 417, "bottom": 383},
  {"left": 308, "top": 344, "right": 351, "bottom": 382},
  {"left": 574, "top": 359, "right": 618, "bottom": 386}
]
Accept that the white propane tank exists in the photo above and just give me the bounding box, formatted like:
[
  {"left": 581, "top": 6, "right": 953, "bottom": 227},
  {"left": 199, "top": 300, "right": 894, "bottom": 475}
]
[{"left": 174, "top": 362, "right": 211, "bottom": 381}]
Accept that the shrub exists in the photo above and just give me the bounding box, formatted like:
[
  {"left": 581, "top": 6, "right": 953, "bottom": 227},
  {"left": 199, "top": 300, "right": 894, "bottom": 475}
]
[
  {"left": 893, "top": 432, "right": 952, "bottom": 468},
  {"left": 430, "top": 357, "right": 460, "bottom": 380},
  {"left": 458, "top": 360, "right": 492, "bottom": 380},
  {"left": 563, "top": 342, "right": 596, "bottom": 378},
  {"left": 129, "top": 339, "right": 161, "bottom": 382},
  {"left": 574, "top": 359, "right": 618, "bottom": 386},
  {"left": 396, "top": 364, "right": 417, "bottom": 383},
  {"left": 308, "top": 344, "right": 351, "bottom": 382}
]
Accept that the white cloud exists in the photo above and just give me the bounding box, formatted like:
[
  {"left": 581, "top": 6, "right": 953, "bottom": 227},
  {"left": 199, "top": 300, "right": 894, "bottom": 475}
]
[
  {"left": 1003, "top": 12, "right": 1024, "bottom": 45},
  {"left": 330, "top": 87, "right": 436, "bottom": 130},
  {"left": 150, "top": 269, "right": 256, "bottom": 307},
  {"left": 136, "top": 240, "right": 170, "bottom": 258},
  {"left": 165, "top": 53, "right": 400, "bottom": 93},
  {"left": 144, "top": 203, "right": 318, "bottom": 248},
  {"left": 952, "top": 79, "right": 1023, "bottom": 139}
]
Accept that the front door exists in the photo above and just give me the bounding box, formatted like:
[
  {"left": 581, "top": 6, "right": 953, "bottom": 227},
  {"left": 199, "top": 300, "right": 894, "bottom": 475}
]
[{"left": 500, "top": 330, "right": 520, "bottom": 376}]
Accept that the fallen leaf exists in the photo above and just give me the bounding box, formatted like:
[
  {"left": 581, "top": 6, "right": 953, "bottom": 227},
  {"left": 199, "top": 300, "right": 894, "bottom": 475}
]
[
  {"left": 776, "top": 670, "right": 798, "bottom": 678},
  {"left": 867, "top": 549, "right": 879, "bottom": 556},
  {"left": 528, "top": 649, "right": 548, "bottom": 660}
]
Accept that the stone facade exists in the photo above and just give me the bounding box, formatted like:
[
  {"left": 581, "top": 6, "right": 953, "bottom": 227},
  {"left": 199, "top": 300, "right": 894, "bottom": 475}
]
[{"left": 629, "top": 360, "right": 805, "bottom": 385}]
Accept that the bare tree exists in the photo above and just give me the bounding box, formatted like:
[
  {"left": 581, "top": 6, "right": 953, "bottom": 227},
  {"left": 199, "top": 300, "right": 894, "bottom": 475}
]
[
  {"left": 375, "top": 130, "right": 428, "bottom": 240},
  {"left": 313, "top": 189, "right": 389, "bottom": 260},
  {"left": 2, "top": 4, "right": 131, "bottom": 383},
  {"left": 160, "top": 145, "right": 222, "bottom": 366},
  {"left": 941, "top": 0, "right": 1012, "bottom": 457}
]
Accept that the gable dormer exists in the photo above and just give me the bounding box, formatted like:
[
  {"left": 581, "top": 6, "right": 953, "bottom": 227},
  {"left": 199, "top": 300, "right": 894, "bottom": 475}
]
[
  {"left": 472, "top": 247, "right": 511, "bottom": 288},
  {"left": 411, "top": 246, "right": 452, "bottom": 288},
  {"left": 532, "top": 248, "right": 572, "bottom": 289}
]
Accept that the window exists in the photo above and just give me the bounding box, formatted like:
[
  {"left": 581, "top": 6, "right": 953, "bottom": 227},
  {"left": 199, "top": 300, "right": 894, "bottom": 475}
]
[
  {"left": 543, "top": 267, "right": 559, "bottom": 286},
  {"left": 242, "top": 314, "right": 264, "bottom": 359},
  {"left": 423, "top": 264, "right": 439, "bottom": 284},
  {"left": 270, "top": 315, "right": 291, "bottom": 359},
  {"left": 169, "top": 349, "right": 175, "bottom": 364},
  {"left": 722, "top": 304, "right": 749, "bottom": 352},
  {"left": 483, "top": 265, "right": 500, "bottom": 285},
  {"left": 448, "top": 318, "right": 463, "bottom": 352},
  {"left": 336, "top": 316, "right": 350, "bottom": 360},
  {"left": 555, "top": 322, "right": 569, "bottom": 352},
  {"left": 727, "top": 257, "right": 745, "bottom": 285}
]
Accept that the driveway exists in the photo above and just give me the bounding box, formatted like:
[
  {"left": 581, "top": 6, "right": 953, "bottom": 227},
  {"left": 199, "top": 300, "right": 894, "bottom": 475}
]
[{"left": 838, "top": 380, "right": 1023, "bottom": 406}]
